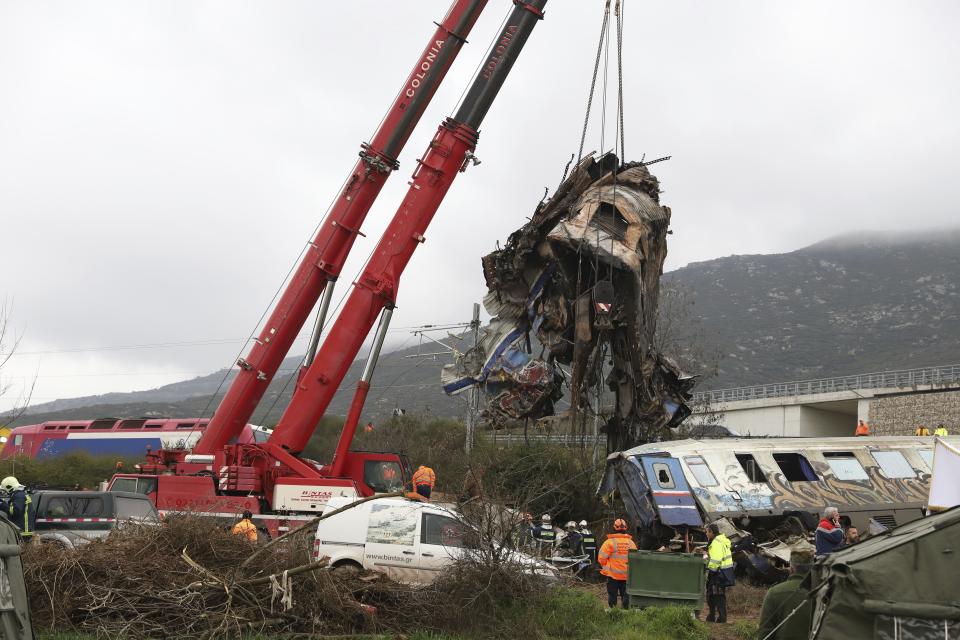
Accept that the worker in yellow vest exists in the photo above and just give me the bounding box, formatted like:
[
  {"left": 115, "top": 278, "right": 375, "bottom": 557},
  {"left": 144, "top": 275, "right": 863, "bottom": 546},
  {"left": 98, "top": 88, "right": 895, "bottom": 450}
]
[
  {"left": 231, "top": 510, "right": 258, "bottom": 543},
  {"left": 915, "top": 425, "right": 930, "bottom": 436},
  {"left": 705, "top": 523, "right": 735, "bottom": 623},
  {"left": 934, "top": 424, "right": 949, "bottom": 437}
]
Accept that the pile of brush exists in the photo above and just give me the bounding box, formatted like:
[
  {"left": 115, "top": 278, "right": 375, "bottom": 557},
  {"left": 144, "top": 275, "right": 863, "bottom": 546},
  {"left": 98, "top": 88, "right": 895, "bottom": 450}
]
[{"left": 22, "top": 515, "right": 427, "bottom": 638}]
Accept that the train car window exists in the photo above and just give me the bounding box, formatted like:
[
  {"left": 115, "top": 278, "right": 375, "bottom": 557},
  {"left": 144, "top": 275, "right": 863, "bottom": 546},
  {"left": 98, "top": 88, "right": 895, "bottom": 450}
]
[
  {"left": 685, "top": 456, "right": 719, "bottom": 487},
  {"left": 13, "top": 435, "right": 22, "bottom": 446},
  {"left": 176, "top": 423, "right": 196, "bottom": 429},
  {"left": 43, "top": 425, "right": 57, "bottom": 431},
  {"left": 90, "top": 419, "right": 115, "bottom": 429},
  {"left": 68, "top": 425, "right": 86, "bottom": 430},
  {"left": 652, "top": 463, "right": 675, "bottom": 489},
  {"left": 871, "top": 451, "right": 916, "bottom": 479},
  {"left": 772, "top": 453, "right": 819, "bottom": 481},
  {"left": 918, "top": 449, "right": 934, "bottom": 469},
  {"left": 823, "top": 452, "right": 868, "bottom": 480},
  {"left": 119, "top": 420, "right": 146, "bottom": 430},
  {"left": 735, "top": 454, "right": 768, "bottom": 483}
]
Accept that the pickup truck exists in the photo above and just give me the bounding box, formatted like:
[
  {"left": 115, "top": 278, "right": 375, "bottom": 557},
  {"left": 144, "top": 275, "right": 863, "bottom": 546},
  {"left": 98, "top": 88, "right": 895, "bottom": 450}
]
[{"left": 32, "top": 490, "right": 159, "bottom": 549}]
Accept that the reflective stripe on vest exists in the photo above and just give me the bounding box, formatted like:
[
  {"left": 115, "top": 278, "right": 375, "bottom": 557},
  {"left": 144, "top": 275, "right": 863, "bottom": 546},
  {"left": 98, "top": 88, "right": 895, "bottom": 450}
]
[
  {"left": 8, "top": 494, "right": 31, "bottom": 537},
  {"left": 707, "top": 534, "right": 733, "bottom": 571},
  {"left": 599, "top": 534, "right": 636, "bottom": 580}
]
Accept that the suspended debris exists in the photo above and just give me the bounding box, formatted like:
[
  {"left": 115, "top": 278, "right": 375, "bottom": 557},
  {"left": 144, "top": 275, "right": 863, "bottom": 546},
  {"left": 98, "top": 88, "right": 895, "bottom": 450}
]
[{"left": 442, "top": 152, "right": 694, "bottom": 450}]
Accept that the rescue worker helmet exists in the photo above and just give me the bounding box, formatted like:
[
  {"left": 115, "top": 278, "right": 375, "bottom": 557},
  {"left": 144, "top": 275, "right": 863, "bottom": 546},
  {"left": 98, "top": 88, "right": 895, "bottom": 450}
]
[
  {"left": 242, "top": 510, "right": 253, "bottom": 520},
  {"left": 565, "top": 521, "right": 577, "bottom": 530},
  {"left": 579, "top": 519, "right": 588, "bottom": 528},
  {"left": 613, "top": 518, "right": 628, "bottom": 531},
  {"left": 0, "top": 476, "right": 20, "bottom": 496},
  {"left": 541, "top": 514, "right": 551, "bottom": 523}
]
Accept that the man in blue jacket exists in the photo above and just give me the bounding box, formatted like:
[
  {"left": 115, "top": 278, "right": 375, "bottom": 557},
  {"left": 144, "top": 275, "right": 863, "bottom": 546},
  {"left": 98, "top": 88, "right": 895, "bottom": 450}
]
[{"left": 815, "top": 506, "right": 844, "bottom": 556}]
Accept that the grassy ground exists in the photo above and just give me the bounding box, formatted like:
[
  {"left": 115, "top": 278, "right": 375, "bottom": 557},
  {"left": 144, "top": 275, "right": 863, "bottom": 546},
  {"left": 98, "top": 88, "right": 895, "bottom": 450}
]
[{"left": 35, "top": 582, "right": 765, "bottom": 640}]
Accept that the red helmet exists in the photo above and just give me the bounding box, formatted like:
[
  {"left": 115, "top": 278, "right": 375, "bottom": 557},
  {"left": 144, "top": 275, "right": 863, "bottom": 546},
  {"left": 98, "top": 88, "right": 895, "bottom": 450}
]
[{"left": 613, "top": 518, "right": 628, "bottom": 531}]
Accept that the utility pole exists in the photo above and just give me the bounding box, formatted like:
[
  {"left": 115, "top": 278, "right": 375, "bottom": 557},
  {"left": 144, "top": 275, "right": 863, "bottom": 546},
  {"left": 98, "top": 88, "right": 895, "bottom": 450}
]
[{"left": 465, "top": 302, "right": 481, "bottom": 454}]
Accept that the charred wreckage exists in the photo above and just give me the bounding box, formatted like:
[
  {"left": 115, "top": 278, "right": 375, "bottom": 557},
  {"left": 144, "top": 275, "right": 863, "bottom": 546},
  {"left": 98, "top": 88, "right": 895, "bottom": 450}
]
[{"left": 442, "top": 153, "right": 694, "bottom": 452}]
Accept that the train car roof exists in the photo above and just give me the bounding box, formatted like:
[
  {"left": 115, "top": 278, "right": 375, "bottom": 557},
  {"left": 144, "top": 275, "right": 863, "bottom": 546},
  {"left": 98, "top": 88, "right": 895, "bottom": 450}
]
[{"left": 608, "top": 435, "right": 959, "bottom": 460}]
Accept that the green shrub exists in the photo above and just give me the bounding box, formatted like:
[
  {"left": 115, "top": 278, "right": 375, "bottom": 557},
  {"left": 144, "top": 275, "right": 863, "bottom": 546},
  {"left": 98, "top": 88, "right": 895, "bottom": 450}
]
[{"left": 0, "top": 453, "right": 138, "bottom": 490}]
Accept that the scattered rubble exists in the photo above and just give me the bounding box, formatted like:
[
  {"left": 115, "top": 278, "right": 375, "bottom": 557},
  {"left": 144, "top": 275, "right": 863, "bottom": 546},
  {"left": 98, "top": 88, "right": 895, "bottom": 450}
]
[{"left": 443, "top": 152, "right": 694, "bottom": 450}]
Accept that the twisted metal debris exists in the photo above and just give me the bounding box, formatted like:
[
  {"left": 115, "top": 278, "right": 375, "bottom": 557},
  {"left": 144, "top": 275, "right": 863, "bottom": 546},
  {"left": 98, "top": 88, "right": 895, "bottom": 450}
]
[{"left": 443, "top": 152, "right": 694, "bottom": 450}]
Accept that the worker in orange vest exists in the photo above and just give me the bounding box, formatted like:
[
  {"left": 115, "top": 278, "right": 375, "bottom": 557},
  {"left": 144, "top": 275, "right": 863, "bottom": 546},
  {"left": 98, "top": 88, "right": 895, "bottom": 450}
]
[
  {"left": 598, "top": 518, "right": 637, "bottom": 609},
  {"left": 232, "top": 510, "right": 258, "bottom": 543},
  {"left": 411, "top": 465, "right": 436, "bottom": 500},
  {"left": 854, "top": 419, "right": 870, "bottom": 436}
]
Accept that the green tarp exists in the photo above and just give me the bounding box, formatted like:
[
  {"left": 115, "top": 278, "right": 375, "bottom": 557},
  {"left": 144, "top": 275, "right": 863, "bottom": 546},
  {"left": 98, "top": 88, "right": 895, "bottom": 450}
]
[
  {"left": 808, "top": 507, "right": 960, "bottom": 640},
  {"left": 0, "top": 517, "right": 33, "bottom": 640}
]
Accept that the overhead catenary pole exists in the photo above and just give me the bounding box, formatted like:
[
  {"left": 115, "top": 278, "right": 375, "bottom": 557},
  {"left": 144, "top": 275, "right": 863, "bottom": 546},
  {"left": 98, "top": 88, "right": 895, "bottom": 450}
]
[{"left": 465, "top": 302, "right": 481, "bottom": 453}]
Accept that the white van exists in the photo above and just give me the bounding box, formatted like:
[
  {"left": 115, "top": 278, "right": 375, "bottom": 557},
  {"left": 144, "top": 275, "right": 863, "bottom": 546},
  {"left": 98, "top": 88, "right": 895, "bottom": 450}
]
[{"left": 312, "top": 496, "right": 555, "bottom": 585}]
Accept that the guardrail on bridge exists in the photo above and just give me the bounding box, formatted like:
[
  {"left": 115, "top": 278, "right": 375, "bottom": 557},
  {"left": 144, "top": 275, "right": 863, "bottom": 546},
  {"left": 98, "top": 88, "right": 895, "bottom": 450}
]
[{"left": 694, "top": 363, "right": 960, "bottom": 405}]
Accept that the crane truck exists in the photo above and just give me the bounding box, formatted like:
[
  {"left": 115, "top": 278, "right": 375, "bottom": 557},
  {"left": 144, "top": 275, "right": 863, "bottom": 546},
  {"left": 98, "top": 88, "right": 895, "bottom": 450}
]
[{"left": 107, "top": 0, "right": 550, "bottom": 537}]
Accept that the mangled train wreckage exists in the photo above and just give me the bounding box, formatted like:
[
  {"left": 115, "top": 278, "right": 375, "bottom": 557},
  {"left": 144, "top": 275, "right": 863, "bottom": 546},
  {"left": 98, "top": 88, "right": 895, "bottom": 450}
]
[
  {"left": 442, "top": 153, "right": 694, "bottom": 450},
  {"left": 599, "top": 436, "right": 955, "bottom": 577}
]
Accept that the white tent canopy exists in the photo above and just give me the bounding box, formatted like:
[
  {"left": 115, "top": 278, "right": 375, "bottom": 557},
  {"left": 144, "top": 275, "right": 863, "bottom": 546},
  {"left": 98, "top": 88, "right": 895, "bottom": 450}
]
[{"left": 927, "top": 437, "right": 960, "bottom": 512}]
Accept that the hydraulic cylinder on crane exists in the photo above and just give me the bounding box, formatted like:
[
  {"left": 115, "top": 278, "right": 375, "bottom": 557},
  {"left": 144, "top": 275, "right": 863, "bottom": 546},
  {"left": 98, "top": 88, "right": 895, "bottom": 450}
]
[
  {"left": 269, "top": 0, "right": 549, "bottom": 456},
  {"left": 192, "top": 0, "right": 489, "bottom": 456}
]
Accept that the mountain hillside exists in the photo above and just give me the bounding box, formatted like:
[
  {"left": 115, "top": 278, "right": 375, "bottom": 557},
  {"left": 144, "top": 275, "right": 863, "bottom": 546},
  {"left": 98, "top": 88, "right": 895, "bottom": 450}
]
[
  {"left": 673, "top": 229, "right": 960, "bottom": 388},
  {"left": 16, "top": 340, "right": 463, "bottom": 426},
  {"left": 15, "top": 229, "right": 960, "bottom": 422}
]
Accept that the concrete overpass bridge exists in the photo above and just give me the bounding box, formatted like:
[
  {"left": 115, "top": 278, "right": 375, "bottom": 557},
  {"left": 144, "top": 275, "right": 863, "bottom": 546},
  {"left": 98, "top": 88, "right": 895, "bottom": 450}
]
[{"left": 693, "top": 364, "right": 960, "bottom": 437}]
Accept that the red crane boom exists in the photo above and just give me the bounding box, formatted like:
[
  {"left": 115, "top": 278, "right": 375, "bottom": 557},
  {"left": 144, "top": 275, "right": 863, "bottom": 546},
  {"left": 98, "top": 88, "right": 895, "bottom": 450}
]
[
  {"left": 270, "top": 0, "right": 549, "bottom": 457},
  {"left": 193, "top": 0, "right": 490, "bottom": 455}
]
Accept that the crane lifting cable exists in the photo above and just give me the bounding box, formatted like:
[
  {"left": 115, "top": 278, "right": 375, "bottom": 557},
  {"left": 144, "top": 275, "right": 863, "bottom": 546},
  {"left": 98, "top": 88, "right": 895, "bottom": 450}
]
[{"left": 441, "top": 2, "right": 693, "bottom": 451}]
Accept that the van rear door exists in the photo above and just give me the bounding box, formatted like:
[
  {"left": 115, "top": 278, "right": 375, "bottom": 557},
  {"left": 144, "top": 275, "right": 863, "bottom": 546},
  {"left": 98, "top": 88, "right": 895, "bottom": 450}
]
[{"left": 639, "top": 456, "right": 702, "bottom": 527}]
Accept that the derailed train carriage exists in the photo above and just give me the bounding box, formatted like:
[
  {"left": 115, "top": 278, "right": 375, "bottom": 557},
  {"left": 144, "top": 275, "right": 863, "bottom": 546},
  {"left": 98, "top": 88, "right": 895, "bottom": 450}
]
[{"left": 599, "top": 436, "right": 954, "bottom": 556}]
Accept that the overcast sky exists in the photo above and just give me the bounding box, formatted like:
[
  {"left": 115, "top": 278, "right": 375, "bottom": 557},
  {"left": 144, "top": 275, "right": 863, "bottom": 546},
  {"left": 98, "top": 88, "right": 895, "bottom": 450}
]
[{"left": 1, "top": 1, "right": 958, "bottom": 411}]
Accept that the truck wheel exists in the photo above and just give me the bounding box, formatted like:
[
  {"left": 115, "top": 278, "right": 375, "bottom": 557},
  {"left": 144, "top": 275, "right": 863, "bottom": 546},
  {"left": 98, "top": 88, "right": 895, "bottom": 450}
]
[{"left": 331, "top": 560, "right": 362, "bottom": 578}]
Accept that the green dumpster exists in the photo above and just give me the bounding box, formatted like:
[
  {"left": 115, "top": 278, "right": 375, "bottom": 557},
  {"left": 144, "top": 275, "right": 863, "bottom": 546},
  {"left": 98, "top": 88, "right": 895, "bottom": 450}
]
[{"left": 627, "top": 550, "right": 705, "bottom": 614}]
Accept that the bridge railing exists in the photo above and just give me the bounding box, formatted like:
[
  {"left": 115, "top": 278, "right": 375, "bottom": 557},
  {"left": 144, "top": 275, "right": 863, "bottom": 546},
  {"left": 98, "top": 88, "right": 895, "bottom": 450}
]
[{"left": 694, "top": 363, "right": 960, "bottom": 404}]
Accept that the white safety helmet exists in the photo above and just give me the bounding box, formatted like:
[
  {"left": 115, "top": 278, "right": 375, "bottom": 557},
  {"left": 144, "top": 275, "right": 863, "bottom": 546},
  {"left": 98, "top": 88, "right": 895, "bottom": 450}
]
[
  {"left": 579, "top": 520, "right": 588, "bottom": 528},
  {"left": 0, "top": 476, "right": 21, "bottom": 496},
  {"left": 541, "top": 514, "right": 551, "bottom": 523},
  {"left": 565, "top": 521, "right": 577, "bottom": 530}
]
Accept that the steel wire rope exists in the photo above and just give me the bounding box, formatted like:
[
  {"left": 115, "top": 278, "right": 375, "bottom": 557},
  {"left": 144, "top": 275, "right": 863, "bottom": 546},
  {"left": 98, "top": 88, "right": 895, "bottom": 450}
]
[
  {"left": 577, "top": 0, "right": 611, "bottom": 164},
  {"left": 186, "top": 132, "right": 372, "bottom": 441}
]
